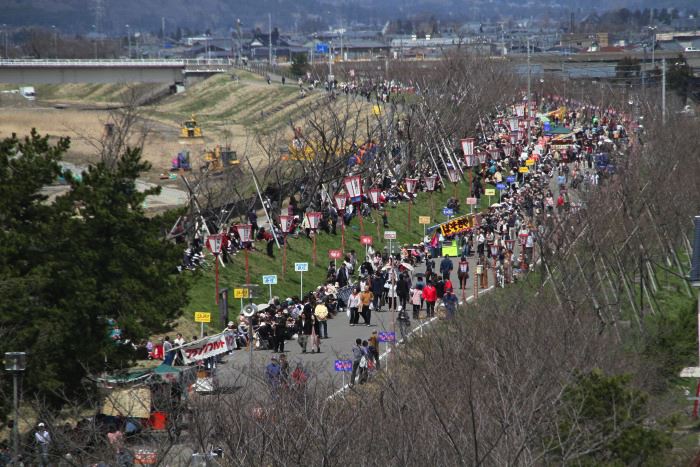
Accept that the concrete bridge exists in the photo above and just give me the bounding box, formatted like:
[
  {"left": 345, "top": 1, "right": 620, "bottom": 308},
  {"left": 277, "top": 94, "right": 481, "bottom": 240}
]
[{"left": 0, "top": 59, "right": 234, "bottom": 84}]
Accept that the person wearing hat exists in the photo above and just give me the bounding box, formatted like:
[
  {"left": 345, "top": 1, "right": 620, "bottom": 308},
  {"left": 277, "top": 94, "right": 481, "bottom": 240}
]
[
  {"left": 442, "top": 287, "right": 459, "bottom": 319},
  {"left": 35, "top": 422, "right": 51, "bottom": 466}
]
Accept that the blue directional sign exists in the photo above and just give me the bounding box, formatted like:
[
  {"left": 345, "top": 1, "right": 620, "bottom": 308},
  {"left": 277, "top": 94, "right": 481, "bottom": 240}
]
[
  {"left": 378, "top": 331, "right": 396, "bottom": 343},
  {"left": 442, "top": 207, "right": 454, "bottom": 217},
  {"left": 506, "top": 176, "right": 516, "bottom": 184},
  {"left": 262, "top": 275, "right": 277, "bottom": 285},
  {"left": 334, "top": 360, "right": 352, "bottom": 372},
  {"left": 496, "top": 183, "right": 507, "bottom": 191},
  {"left": 315, "top": 43, "right": 329, "bottom": 54}
]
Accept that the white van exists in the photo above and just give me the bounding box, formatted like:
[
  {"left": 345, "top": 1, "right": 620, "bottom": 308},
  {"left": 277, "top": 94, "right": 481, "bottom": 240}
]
[{"left": 19, "top": 86, "right": 36, "bottom": 100}]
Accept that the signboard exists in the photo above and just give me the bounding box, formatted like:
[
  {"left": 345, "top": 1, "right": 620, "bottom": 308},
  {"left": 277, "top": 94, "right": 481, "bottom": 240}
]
[
  {"left": 179, "top": 331, "right": 236, "bottom": 364},
  {"left": 233, "top": 288, "right": 249, "bottom": 299},
  {"left": 262, "top": 275, "right": 278, "bottom": 285},
  {"left": 315, "top": 43, "right": 329, "bottom": 54},
  {"left": 496, "top": 183, "right": 507, "bottom": 190},
  {"left": 295, "top": 262, "right": 309, "bottom": 272},
  {"left": 378, "top": 331, "right": 396, "bottom": 343},
  {"left": 194, "top": 312, "right": 211, "bottom": 323},
  {"left": 518, "top": 166, "right": 530, "bottom": 174},
  {"left": 418, "top": 216, "right": 431, "bottom": 225},
  {"left": 442, "top": 207, "right": 454, "bottom": 217},
  {"left": 334, "top": 360, "right": 353, "bottom": 372},
  {"left": 525, "top": 158, "right": 535, "bottom": 166},
  {"left": 328, "top": 249, "right": 343, "bottom": 260},
  {"left": 484, "top": 188, "right": 496, "bottom": 196},
  {"left": 360, "top": 235, "right": 373, "bottom": 245},
  {"left": 506, "top": 176, "right": 516, "bottom": 183},
  {"left": 384, "top": 230, "right": 397, "bottom": 240},
  {"left": 439, "top": 214, "right": 475, "bottom": 237},
  {"left": 466, "top": 197, "right": 478, "bottom": 205},
  {"left": 460, "top": 138, "right": 474, "bottom": 156}
]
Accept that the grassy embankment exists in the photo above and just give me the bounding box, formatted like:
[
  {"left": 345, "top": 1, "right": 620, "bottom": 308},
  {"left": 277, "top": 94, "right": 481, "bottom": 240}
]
[{"left": 180, "top": 178, "right": 495, "bottom": 335}]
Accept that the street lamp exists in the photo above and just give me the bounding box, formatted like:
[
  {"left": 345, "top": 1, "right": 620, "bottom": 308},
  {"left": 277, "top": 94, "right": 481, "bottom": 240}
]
[
  {"left": 51, "top": 25, "right": 57, "bottom": 58},
  {"left": 4, "top": 352, "right": 27, "bottom": 462},
  {"left": 2, "top": 24, "right": 7, "bottom": 59}
]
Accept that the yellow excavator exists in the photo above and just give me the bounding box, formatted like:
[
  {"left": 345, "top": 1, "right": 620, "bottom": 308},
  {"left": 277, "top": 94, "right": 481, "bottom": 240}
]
[
  {"left": 201, "top": 145, "right": 240, "bottom": 174},
  {"left": 180, "top": 114, "right": 203, "bottom": 139}
]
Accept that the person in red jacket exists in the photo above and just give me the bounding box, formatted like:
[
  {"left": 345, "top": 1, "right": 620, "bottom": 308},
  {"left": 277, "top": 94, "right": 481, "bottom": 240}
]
[{"left": 422, "top": 281, "right": 437, "bottom": 318}]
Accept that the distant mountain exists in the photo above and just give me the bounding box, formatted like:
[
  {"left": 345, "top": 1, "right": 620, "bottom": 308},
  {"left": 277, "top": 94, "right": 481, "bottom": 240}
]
[{"left": 2, "top": 0, "right": 696, "bottom": 35}]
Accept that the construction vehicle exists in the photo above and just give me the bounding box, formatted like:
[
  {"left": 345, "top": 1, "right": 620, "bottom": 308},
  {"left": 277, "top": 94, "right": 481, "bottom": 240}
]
[
  {"left": 180, "top": 114, "right": 203, "bottom": 138},
  {"left": 201, "top": 145, "right": 240, "bottom": 174}
]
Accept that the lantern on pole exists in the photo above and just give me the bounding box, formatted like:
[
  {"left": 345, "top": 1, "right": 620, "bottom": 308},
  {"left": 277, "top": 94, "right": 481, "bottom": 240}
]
[
  {"left": 343, "top": 175, "right": 364, "bottom": 235},
  {"left": 477, "top": 151, "right": 487, "bottom": 165},
  {"left": 447, "top": 167, "right": 460, "bottom": 199},
  {"left": 368, "top": 188, "right": 381, "bottom": 205},
  {"left": 460, "top": 137, "right": 474, "bottom": 157},
  {"left": 509, "top": 132, "right": 518, "bottom": 145},
  {"left": 509, "top": 117, "right": 518, "bottom": 131},
  {"left": 334, "top": 193, "right": 347, "bottom": 251},
  {"left": 489, "top": 148, "right": 501, "bottom": 161},
  {"left": 503, "top": 143, "right": 513, "bottom": 158},
  {"left": 207, "top": 234, "right": 223, "bottom": 304},
  {"left": 405, "top": 178, "right": 418, "bottom": 231},
  {"left": 236, "top": 224, "right": 253, "bottom": 285},
  {"left": 307, "top": 211, "right": 322, "bottom": 264},
  {"left": 280, "top": 214, "right": 293, "bottom": 275},
  {"left": 424, "top": 174, "right": 437, "bottom": 218}
]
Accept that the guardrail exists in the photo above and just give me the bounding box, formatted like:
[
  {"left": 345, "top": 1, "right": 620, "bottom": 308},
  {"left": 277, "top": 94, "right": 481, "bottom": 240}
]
[{"left": 0, "top": 58, "right": 237, "bottom": 67}]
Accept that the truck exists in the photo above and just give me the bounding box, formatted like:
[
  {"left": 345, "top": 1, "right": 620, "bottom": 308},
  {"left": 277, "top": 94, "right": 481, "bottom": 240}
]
[{"left": 19, "top": 86, "right": 36, "bottom": 100}]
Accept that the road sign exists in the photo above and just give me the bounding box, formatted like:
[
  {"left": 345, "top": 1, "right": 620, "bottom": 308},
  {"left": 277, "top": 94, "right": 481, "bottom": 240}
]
[
  {"left": 360, "top": 235, "right": 373, "bottom": 245},
  {"left": 294, "top": 262, "right": 309, "bottom": 272},
  {"left": 242, "top": 303, "right": 258, "bottom": 318},
  {"left": 233, "top": 288, "right": 249, "bottom": 299},
  {"left": 418, "top": 216, "right": 431, "bottom": 225},
  {"left": 334, "top": 360, "right": 352, "bottom": 372},
  {"left": 262, "top": 275, "right": 278, "bottom": 285},
  {"left": 518, "top": 166, "right": 530, "bottom": 173},
  {"left": 442, "top": 208, "right": 454, "bottom": 217},
  {"left": 315, "top": 43, "right": 329, "bottom": 54},
  {"left": 506, "top": 176, "right": 516, "bottom": 183},
  {"left": 384, "top": 230, "right": 397, "bottom": 240},
  {"left": 680, "top": 367, "right": 700, "bottom": 378},
  {"left": 466, "top": 197, "right": 478, "bottom": 205},
  {"left": 328, "top": 249, "right": 343, "bottom": 260},
  {"left": 485, "top": 188, "right": 496, "bottom": 196},
  {"left": 378, "top": 331, "right": 396, "bottom": 343},
  {"left": 194, "top": 312, "right": 211, "bottom": 323},
  {"left": 496, "top": 183, "right": 507, "bottom": 190}
]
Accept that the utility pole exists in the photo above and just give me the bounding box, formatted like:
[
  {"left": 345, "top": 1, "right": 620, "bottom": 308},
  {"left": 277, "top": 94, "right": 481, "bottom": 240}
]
[
  {"left": 161, "top": 17, "right": 165, "bottom": 50},
  {"left": 527, "top": 36, "right": 532, "bottom": 144},
  {"left": 126, "top": 24, "right": 131, "bottom": 59},
  {"left": 661, "top": 58, "right": 666, "bottom": 125},
  {"left": 268, "top": 13, "right": 272, "bottom": 65},
  {"left": 329, "top": 40, "right": 333, "bottom": 84},
  {"left": 236, "top": 19, "right": 242, "bottom": 65}
]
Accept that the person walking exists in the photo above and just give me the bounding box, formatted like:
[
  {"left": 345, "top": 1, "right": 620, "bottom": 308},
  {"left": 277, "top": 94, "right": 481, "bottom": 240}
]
[
  {"left": 439, "top": 254, "right": 453, "bottom": 281},
  {"left": 457, "top": 256, "right": 470, "bottom": 290},
  {"left": 442, "top": 287, "right": 459, "bottom": 319},
  {"left": 397, "top": 273, "right": 411, "bottom": 311},
  {"left": 422, "top": 281, "right": 437, "bottom": 318},
  {"left": 272, "top": 312, "right": 286, "bottom": 353},
  {"left": 350, "top": 338, "right": 363, "bottom": 387},
  {"left": 295, "top": 313, "right": 312, "bottom": 353},
  {"left": 35, "top": 422, "right": 51, "bottom": 466},
  {"left": 314, "top": 301, "right": 329, "bottom": 339},
  {"left": 359, "top": 285, "right": 374, "bottom": 326},
  {"left": 368, "top": 331, "right": 380, "bottom": 370},
  {"left": 410, "top": 286, "right": 422, "bottom": 319},
  {"left": 348, "top": 287, "right": 361, "bottom": 326}
]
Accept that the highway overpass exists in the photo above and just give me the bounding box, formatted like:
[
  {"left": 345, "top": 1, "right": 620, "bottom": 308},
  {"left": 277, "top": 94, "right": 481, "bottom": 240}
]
[{"left": 0, "top": 59, "right": 233, "bottom": 84}]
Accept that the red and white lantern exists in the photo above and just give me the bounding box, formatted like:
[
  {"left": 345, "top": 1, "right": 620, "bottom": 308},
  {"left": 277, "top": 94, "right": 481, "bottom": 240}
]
[
  {"left": 405, "top": 178, "right": 418, "bottom": 194},
  {"left": 464, "top": 155, "right": 478, "bottom": 167},
  {"left": 307, "top": 212, "right": 321, "bottom": 230},
  {"left": 343, "top": 175, "right": 362, "bottom": 200},
  {"left": 206, "top": 234, "right": 223, "bottom": 254},
  {"left": 334, "top": 193, "right": 347, "bottom": 211},
  {"left": 489, "top": 148, "right": 500, "bottom": 160},
  {"left": 447, "top": 167, "right": 460, "bottom": 183},
  {"left": 424, "top": 174, "right": 437, "bottom": 191},
  {"left": 236, "top": 224, "right": 253, "bottom": 243},
  {"left": 477, "top": 151, "right": 487, "bottom": 165},
  {"left": 368, "top": 188, "right": 381, "bottom": 205},
  {"left": 516, "top": 104, "right": 525, "bottom": 117},
  {"left": 509, "top": 132, "right": 518, "bottom": 144},
  {"left": 517, "top": 130, "right": 524, "bottom": 141},
  {"left": 503, "top": 143, "right": 513, "bottom": 157},
  {"left": 505, "top": 239, "right": 515, "bottom": 251},
  {"left": 279, "top": 215, "right": 293, "bottom": 233},
  {"left": 509, "top": 117, "right": 518, "bottom": 131},
  {"left": 460, "top": 138, "right": 474, "bottom": 157}
]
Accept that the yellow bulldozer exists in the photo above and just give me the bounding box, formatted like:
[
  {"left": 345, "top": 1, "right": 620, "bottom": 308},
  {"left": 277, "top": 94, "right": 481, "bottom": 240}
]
[
  {"left": 201, "top": 145, "right": 240, "bottom": 174},
  {"left": 180, "top": 114, "right": 203, "bottom": 139}
]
